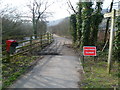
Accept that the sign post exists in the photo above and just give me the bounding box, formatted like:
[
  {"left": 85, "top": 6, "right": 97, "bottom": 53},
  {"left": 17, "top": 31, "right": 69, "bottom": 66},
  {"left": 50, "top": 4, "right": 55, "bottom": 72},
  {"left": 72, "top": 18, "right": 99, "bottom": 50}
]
[
  {"left": 104, "top": 9, "right": 118, "bottom": 74},
  {"left": 83, "top": 46, "right": 97, "bottom": 64},
  {"left": 83, "top": 46, "right": 96, "bottom": 56}
]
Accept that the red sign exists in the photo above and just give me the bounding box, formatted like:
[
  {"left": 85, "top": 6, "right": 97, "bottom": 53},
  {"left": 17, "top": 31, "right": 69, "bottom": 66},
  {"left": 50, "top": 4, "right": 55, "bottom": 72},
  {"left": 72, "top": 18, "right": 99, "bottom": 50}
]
[{"left": 83, "top": 46, "right": 96, "bottom": 56}]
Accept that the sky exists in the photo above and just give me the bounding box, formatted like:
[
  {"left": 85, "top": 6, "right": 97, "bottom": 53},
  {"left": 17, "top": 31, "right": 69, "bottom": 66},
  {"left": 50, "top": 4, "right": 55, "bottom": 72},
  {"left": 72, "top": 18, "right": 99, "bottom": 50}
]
[{"left": 1, "top": 0, "right": 120, "bottom": 21}]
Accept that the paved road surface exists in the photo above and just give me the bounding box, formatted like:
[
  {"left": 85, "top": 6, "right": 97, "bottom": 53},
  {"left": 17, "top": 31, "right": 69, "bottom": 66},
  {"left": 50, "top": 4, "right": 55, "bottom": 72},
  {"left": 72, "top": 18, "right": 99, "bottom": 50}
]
[{"left": 11, "top": 35, "right": 83, "bottom": 88}]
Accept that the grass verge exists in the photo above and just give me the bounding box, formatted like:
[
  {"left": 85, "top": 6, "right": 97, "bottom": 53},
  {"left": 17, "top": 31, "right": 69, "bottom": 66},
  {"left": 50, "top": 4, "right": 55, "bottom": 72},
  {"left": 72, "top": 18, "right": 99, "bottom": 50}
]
[
  {"left": 2, "top": 55, "right": 41, "bottom": 88},
  {"left": 80, "top": 51, "right": 119, "bottom": 88}
]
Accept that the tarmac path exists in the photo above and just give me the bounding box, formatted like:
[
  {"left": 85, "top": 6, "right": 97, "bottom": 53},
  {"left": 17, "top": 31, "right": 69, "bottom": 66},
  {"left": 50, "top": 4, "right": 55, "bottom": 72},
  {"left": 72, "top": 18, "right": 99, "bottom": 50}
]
[{"left": 11, "top": 35, "right": 84, "bottom": 88}]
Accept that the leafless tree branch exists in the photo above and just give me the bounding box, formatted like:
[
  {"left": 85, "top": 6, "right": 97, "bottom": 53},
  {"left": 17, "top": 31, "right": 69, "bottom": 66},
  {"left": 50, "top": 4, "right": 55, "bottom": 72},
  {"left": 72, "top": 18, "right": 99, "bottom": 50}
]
[{"left": 67, "top": 0, "right": 77, "bottom": 14}]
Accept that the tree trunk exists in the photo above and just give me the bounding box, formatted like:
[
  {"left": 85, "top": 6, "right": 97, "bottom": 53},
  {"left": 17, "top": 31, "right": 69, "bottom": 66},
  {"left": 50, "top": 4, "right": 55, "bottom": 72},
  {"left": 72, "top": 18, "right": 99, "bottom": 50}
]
[
  {"left": 76, "top": 2, "right": 82, "bottom": 47},
  {"left": 32, "top": 4, "right": 37, "bottom": 38},
  {"left": 81, "top": 2, "right": 93, "bottom": 47}
]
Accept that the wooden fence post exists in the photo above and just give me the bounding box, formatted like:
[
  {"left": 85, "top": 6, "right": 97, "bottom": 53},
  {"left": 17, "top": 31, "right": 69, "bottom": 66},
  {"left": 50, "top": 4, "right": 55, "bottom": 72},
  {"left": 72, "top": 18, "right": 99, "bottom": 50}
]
[
  {"left": 30, "top": 36, "right": 32, "bottom": 46},
  {"left": 6, "top": 52, "right": 10, "bottom": 63},
  {"left": 47, "top": 32, "right": 50, "bottom": 44},
  {"left": 50, "top": 33, "right": 52, "bottom": 43},
  {"left": 30, "top": 35, "right": 32, "bottom": 54},
  {"left": 51, "top": 33, "right": 53, "bottom": 42},
  {"left": 40, "top": 34, "right": 43, "bottom": 49},
  {"left": 82, "top": 55, "right": 84, "bottom": 68}
]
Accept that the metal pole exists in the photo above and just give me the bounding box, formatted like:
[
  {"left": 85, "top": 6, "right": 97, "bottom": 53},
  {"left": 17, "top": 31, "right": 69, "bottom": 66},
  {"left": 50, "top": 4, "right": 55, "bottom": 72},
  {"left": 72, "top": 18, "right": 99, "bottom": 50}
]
[{"left": 107, "top": 9, "right": 116, "bottom": 74}]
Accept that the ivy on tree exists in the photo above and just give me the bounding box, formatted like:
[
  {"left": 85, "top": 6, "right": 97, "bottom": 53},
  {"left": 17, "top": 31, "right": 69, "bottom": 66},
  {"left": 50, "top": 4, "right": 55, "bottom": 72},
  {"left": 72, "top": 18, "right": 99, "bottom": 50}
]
[
  {"left": 90, "top": 2, "right": 103, "bottom": 46},
  {"left": 81, "top": 2, "right": 93, "bottom": 47},
  {"left": 76, "top": 2, "right": 82, "bottom": 47},
  {"left": 113, "top": 16, "right": 120, "bottom": 61},
  {"left": 70, "top": 14, "right": 77, "bottom": 43}
]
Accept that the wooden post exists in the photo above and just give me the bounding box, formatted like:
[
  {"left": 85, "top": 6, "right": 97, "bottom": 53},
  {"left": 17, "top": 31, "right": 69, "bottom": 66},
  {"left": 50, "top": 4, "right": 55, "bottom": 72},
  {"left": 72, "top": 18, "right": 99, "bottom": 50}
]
[
  {"left": 82, "top": 55, "right": 84, "bottom": 68},
  {"left": 47, "top": 32, "right": 49, "bottom": 44},
  {"left": 83, "top": 55, "right": 84, "bottom": 63},
  {"left": 30, "top": 35, "right": 32, "bottom": 54},
  {"left": 94, "top": 56, "right": 98, "bottom": 62},
  {"left": 6, "top": 52, "right": 10, "bottom": 63},
  {"left": 40, "top": 34, "right": 42, "bottom": 48},
  {"left": 104, "top": 10, "right": 120, "bottom": 74},
  {"left": 51, "top": 33, "right": 53, "bottom": 41},
  {"left": 107, "top": 9, "right": 116, "bottom": 74},
  {"left": 30, "top": 36, "right": 32, "bottom": 46},
  {"left": 50, "top": 33, "right": 52, "bottom": 43}
]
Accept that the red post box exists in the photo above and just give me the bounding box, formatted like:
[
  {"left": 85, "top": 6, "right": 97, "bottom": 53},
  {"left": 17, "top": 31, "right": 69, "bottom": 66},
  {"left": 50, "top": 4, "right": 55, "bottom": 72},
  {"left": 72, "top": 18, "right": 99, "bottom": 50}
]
[{"left": 6, "top": 40, "right": 17, "bottom": 52}]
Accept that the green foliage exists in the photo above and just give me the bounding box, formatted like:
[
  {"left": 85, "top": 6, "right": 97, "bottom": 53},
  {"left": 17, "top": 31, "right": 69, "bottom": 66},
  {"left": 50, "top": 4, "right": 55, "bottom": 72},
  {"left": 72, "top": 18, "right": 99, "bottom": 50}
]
[
  {"left": 81, "top": 2, "right": 93, "bottom": 47},
  {"left": 70, "top": 14, "right": 77, "bottom": 43},
  {"left": 113, "top": 16, "right": 120, "bottom": 61},
  {"left": 2, "top": 55, "right": 39, "bottom": 88},
  {"left": 76, "top": 2, "right": 82, "bottom": 46},
  {"left": 2, "top": 16, "right": 47, "bottom": 42},
  {"left": 90, "top": 2, "right": 103, "bottom": 46},
  {"left": 70, "top": 2, "right": 103, "bottom": 48},
  {"left": 81, "top": 52, "right": 118, "bottom": 88},
  {"left": 2, "top": 17, "right": 33, "bottom": 40}
]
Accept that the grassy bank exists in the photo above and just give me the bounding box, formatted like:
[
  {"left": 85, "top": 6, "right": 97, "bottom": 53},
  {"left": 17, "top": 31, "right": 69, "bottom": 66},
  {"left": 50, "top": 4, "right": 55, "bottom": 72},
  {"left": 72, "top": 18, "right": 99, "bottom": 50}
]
[
  {"left": 80, "top": 51, "right": 119, "bottom": 88},
  {"left": 2, "top": 55, "right": 41, "bottom": 88}
]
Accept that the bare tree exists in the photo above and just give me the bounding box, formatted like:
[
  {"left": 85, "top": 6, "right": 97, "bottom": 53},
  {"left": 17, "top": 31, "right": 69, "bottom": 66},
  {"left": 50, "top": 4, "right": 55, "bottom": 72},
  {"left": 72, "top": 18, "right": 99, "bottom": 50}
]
[
  {"left": 66, "top": 0, "right": 77, "bottom": 14},
  {"left": 0, "top": 3, "right": 16, "bottom": 17},
  {"left": 27, "top": 0, "right": 53, "bottom": 38},
  {"left": 0, "top": 3, "right": 22, "bottom": 22}
]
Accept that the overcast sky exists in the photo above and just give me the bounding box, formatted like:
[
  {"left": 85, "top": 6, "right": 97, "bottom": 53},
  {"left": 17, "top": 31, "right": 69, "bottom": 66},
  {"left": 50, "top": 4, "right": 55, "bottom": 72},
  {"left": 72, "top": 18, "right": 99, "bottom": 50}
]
[{"left": 1, "top": 0, "right": 119, "bottom": 21}]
